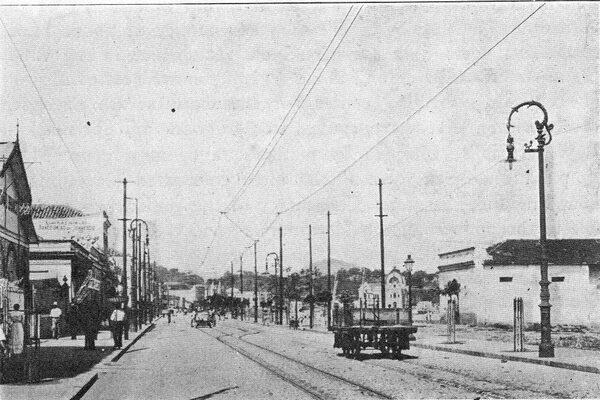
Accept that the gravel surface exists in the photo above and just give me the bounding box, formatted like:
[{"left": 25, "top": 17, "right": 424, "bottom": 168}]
[
  {"left": 239, "top": 321, "right": 600, "bottom": 399},
  {"left": 417, "top": 323, "right": 600, "bottom": 351},
  {"left": 81, "top": 316, "right": 600, "bottom": 399}
]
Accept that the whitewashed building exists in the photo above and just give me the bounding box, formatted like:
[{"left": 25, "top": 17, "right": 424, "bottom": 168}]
[
  {"left": 357, "top": 267, "right": 407, "bottom": 309},
  {"left": 438, "top": 239, "right": 600, "bottom": 327}
]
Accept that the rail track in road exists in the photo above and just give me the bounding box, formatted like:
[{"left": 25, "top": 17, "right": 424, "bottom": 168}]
[
  {"left": 232, "top": 324, "right": 561, "bottom": 399},
  {"left": 197, "top": 326, "right": 394, "bottom": 400}
]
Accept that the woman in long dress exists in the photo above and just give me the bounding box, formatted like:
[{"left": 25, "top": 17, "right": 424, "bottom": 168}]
[{"left": 8, "top": 303, "right": 24, "bottom": 355}]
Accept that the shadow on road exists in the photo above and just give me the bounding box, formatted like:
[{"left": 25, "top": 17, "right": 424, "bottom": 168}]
[
  {"left": 189, "top": 385, "right": 239, "bottom": 400},
  {"left": 124, "top": 347, "right": 149, "bottom": 354},
  {"left": 336, "top": 352, "right": 419, "bottom": 361},
  {"left": 2, "top": 345, "right": 114, "bottom": 384}
]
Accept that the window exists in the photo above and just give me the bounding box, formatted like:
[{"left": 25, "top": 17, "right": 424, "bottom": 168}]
[
  {"left": 551, "top": 276, "right": 565, "bottom": 282},
  {"left": 499, "top": 277, "right": 513, "bottom": 282}
]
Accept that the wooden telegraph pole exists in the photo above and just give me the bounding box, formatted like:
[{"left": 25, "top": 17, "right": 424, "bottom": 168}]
[
  {"left": 309, "top": 224, "right": 314, "bottom": 329},
  {"left": 376, "top": 179, "right": 387, "bottom": 308},
  {"left": 327, "top": 211, "right": 331, "bottom": 329}
]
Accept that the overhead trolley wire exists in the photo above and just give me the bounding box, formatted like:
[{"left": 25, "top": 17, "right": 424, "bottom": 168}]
[
  {"left": 0, "top": 17, "right": 103, "bottom": 211},
  {"left": 243, "top": 5, "right": 365, "bottom": 196},
  {"left": 204, "top": 6, "right": 362, "bottom": 270},
  {"left": 275, "top": 3, "right": 546, "bottom": 216},
  {"left": 211, "top": 3, "right": 546, "bottom": 268},
  {"left": 223, "top": 212, "right": 255, "bottom": 241},
  {"left": 248, "top": 3, "right": 545, "bottom": 247},
  {"left": 223, "top": 5, "right": 361, "bottom": 214},
  {"left": 199, "top": 213, "right": 224, "bottom": 268}
]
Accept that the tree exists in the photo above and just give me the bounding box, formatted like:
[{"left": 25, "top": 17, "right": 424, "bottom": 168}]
[
  {"left": 338, "top": 290, "right": 355, "bottom": 305},
  {"left": 441, "top": 279, "right": 461, "bottom": 324}
]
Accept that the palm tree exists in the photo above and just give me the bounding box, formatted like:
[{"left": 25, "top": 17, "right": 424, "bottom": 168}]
[{"left": 442, "top": 279, "right": 461, "bottom": 324}]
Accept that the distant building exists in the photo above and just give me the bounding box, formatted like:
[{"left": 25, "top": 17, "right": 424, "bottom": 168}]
[
  {"left": 438, "top": 239, "right": 600, "bottom": 327},
  {"left": 357, "top": 267, "right": 407, "bottom": 309}
]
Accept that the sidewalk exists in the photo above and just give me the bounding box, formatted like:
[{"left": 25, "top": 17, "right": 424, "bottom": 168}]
[
  {"left": 0, "top": 320, "right": 156, "bottom": 400},
  {"left": 412, "top": 329, "right": 600, "bottom": 374}
]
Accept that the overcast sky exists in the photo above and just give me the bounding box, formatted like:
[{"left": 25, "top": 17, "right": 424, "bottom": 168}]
[{"left": 0, "top": 2, "right": 597, "bottom": 277}]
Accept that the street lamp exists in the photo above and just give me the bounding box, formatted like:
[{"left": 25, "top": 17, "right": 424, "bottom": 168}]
[
  {"left": 403, "top": 255, "right": 414, "bottom": 326},
  {"left": 506, "top": 100, "right": 555, "bottom": 358},
  {"left": 130, "top": 218, "right": 150, "bottom": 328},
  {"left": 265, "top": 252, "right": 279, "bottom": 324}
]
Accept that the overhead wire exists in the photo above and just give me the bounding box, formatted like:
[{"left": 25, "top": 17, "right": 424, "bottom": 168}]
[
  {"left": 0, "top": 17, "right": 103, "bottom": 211},
  {"left": 223, "top": 212, "right": 255, "bottom": 241},
  {"left": 199, "top": 213, "right": 223, "bottom": 268},
  {"left": 275, "top": 3, "right": 546, "bottom": 217},
  {"left": 244, "top": 3, "right": 546, "bottom": 250},
  {"left": 204, "top": 6, "right": 363, "bottom": 270},
  {"left": 223, "top": 5, "right": 361, "bottom": 214}
]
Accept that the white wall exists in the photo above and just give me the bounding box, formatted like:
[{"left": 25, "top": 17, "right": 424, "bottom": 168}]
[{"left": 440, "top": 263, "right": 600, "bottom": 326}]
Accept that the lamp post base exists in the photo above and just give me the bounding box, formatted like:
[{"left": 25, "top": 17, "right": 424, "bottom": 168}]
[{"left": 539, "top": 342, "right": 555, "bottom": 358}]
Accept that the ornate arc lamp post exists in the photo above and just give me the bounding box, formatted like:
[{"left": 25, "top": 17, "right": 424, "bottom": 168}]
[{"left": 506, "top": 100, "right": 554, "bottom": 358}]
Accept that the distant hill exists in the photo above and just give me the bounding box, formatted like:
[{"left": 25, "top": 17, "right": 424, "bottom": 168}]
[{"left": 312, "top": 258, "right": 366, "bottom": 275}]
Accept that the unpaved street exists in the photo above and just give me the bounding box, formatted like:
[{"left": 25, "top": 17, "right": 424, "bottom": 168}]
[{"left": 83, "top": 316, "right": 600, "bottom": 399}]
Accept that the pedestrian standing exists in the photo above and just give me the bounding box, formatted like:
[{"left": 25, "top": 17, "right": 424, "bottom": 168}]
[
  {"left": 66, "top": 303, "right": 79, "bottom": 340},
  {"left": 80, "top": 302, "right": 99, "bottom": 350},
  {"left": 50, "top": 301, "right": 62, "bottom": 339},
  {"left": 8, "top": 304, "right": 24, "bottom": 356},
  {"left": 110, "top": 303, "right": 126, "bottom": 349},
  {"left": 0, "top": 314, "right": 6, "bottom": 383},
  {"left": 190, "top": 308, "right": 197, "bottom": 327}
]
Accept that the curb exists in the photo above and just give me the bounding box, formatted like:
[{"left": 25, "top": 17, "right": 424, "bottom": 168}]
[
  {"left": 412, "top": 342, "right": 600, "bottom": 375},
  {"left": 67, "top": 320, "right": 158, "bottom": 400},
  {"left": 111, "top": 321, "right": 157, "bottom": 362},
  {"left": 70, "top": 373, "right": 98, "bottom": 400}
]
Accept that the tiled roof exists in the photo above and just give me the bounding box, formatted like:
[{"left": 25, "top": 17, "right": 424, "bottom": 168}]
[
  {"left": 485, "top": 239, "right": 600, "bottom": 266},
  {"left": 32, "top": 204, "right": 85, "bottom": 219}
]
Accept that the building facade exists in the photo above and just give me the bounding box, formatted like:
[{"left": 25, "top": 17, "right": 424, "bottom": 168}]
[
  {"left": 438, "top": 239, "right": 600, "bottom": 327},
  {"left": 357, "top": 267, "right": 407, "bottom": 309},
  {"left": 0, "top": 140, "right": 39, "bottom": 341}
]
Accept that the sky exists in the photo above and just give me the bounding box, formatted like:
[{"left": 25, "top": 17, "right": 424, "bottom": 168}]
[{"left": 0, "top": 2, "right": 598, "bottom": 277}]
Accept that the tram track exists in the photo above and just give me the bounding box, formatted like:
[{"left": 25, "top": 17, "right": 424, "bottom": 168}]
[
  {"left": 197, "top": 326, "right": 394, "bottom": 400},
  {"left": 234, "top": 324, "right": 564, "bottom": 399}
]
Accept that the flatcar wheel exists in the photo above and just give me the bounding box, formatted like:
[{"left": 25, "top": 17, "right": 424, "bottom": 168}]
[
  {"left": 342, "top": 345, "right": 350, "bottom": 357},
  {"left": 350, "top": 344, "right": 361, "bottom": 358},
  {"left": 392, "top": 347, "right": 402, "bottom": 359},
  {"left": 379, "top": 345, "right": 390, "bottom": 355}
]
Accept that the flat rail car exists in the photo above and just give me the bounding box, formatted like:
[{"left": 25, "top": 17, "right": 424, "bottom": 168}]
[{"left": 331, "top": 325, "right": 417, "bottom": 358}]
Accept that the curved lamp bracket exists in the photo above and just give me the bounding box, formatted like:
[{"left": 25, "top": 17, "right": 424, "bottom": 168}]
[{"left": 506, "top": 100, "right": 553, "bottom": 147}]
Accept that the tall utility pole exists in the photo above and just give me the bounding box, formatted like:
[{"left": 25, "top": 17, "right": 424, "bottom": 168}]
[
  {"left": 133, "top": 200, "right": 140, "bottom": 330},
  {"left": 130, "top": 221, "right": 138, "bottom": 332},
  {"left": 376, "top": 178, "right": 387, "bottom": 308},
  {"left": 309, "top": 224, "right": 314, "bottom": 329},
  {"left": 279, "top": 226, "right": 283, "bottom": 325},
  {"left": 137, "top": 218, "right": 142, "bottom": 329},
  {"left": 142, "top": 239, "right": 147, "bottom": 324},
  {"left": 120, "top": 178, "right": 129, "bottom": 340},
  {"left": 326, "top": 211, "right": 331, "bottom": 330},
  {"left": 240, "top": 255, "right": 244, "bottom": 321},
  {"left": 254, "top": 240, "right": 258, "bottom": 323},
  {"left": 230, "top": 261, "right": 234, "bottom": 298},
  {"left": 146, "top": 233, "right": 151, "bottom": 323}
]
